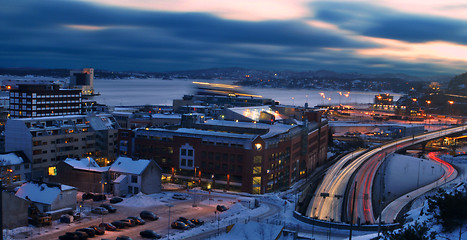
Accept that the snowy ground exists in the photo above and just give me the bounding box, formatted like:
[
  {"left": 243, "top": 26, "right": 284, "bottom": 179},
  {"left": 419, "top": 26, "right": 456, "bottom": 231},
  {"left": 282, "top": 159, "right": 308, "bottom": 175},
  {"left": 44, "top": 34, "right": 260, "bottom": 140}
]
[
  {"left": 373, "top": 153, "right": 445, "bottom": 209},
  {"left": 5, "top": 146, "right": 466, "bottom": 240}
]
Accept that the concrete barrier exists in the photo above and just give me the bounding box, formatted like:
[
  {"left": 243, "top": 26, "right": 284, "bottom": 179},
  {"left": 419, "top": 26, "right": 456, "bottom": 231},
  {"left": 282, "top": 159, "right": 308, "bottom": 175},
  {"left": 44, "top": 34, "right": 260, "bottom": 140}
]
[{"left": 292, "top": 211, "right": 400, "bottom": 232}]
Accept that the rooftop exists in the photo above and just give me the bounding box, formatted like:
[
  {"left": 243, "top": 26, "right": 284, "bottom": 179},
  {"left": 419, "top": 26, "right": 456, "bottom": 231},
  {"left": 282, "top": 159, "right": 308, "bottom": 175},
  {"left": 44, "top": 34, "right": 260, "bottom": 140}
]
[{"left": 109, "top": 157, "right": 152, "bottom": 175}]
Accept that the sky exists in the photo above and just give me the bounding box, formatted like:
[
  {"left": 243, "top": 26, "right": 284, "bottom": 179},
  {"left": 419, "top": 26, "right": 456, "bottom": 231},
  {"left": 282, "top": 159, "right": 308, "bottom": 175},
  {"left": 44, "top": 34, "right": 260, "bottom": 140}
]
[{"left": 1, "top": 0, "right": 467, "bottom": 76}]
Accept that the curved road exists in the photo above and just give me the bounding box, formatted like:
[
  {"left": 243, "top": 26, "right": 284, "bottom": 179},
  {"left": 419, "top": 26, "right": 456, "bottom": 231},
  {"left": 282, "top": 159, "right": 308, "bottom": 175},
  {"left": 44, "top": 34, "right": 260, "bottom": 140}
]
[
  {"left": 348, "top": 125, "right": 466, "bottom": 225},
  {"left": 307, "top": 150, "right": 365, "bottom": 221},
  {"left": 307, "top": 125, "right": 466, "bottom": 225},
  {"left": 379, "top": 152, "right": 457, "bottom": 223}
]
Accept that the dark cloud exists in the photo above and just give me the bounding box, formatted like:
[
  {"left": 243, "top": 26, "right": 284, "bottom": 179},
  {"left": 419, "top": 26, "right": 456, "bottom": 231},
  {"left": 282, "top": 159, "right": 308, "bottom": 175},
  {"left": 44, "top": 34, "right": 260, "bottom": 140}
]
[
  {"left": 312, "top": 1, "right": 467, "bottom": 44},
  {"left": 0, "top": 0, "right": 465, "bottom": 75}
]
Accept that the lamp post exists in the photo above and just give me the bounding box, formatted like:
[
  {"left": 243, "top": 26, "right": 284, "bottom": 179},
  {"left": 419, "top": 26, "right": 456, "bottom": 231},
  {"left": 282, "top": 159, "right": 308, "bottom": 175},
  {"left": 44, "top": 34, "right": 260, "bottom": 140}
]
[
  {"left": 448, "top": 101, "right": 454, "bottom": 119},
  {"left": 215, "top": 211, "right": 220, "bottom": 236},
  {"left": 167, "top": 204, "right": 174, "bottom": 240},
  {"left": 193, "top": 166, "right": 199, "bottom": 207},
  {"left": 100, "top": 180, "right": 106, "bottom": 223}
]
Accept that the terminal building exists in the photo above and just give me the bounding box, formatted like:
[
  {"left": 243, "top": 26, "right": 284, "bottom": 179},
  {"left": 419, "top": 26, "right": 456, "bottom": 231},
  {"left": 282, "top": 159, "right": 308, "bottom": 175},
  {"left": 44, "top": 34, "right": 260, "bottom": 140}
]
[{"left": 69, "top": 68, "right": 95, "bottom": 96}]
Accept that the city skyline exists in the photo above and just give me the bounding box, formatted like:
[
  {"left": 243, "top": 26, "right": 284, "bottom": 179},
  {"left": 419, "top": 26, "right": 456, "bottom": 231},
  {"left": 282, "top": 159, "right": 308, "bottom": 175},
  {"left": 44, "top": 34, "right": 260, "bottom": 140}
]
[{"left": 2, "top": 0, "right": 467, "bottom": 76}]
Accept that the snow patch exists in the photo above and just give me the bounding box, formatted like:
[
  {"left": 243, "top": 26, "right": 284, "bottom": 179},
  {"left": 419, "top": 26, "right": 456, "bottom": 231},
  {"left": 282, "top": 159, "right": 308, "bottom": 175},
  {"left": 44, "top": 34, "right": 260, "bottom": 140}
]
[{"left": 116, "top": 192, "right": 165, "bottom": 208}]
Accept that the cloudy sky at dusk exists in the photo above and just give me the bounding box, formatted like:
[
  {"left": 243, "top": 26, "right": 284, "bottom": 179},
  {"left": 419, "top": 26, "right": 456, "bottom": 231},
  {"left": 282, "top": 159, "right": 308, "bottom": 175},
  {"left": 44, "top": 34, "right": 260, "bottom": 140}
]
[{"left": 1, "top": 0, "right": 467, "bottom": 75}]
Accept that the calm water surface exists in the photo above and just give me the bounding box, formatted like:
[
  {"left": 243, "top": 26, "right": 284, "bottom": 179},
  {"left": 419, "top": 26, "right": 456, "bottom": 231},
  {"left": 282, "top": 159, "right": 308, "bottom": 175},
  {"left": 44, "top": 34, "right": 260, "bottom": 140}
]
[{"left": 93, "top": 78, "right": 401, "bottom": 107}]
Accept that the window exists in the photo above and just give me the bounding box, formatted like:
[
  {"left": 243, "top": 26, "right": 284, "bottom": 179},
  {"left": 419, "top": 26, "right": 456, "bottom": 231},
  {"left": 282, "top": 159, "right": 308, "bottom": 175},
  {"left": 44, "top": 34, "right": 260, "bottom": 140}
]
[
  {"left": 179, "top": 143, "right": 194, "bottom": 169},
  {"left": 48, "top": 166, "right": 57, "bottom": 176},
  {"left": 128, "top": 186, "right": 133, "bottom": 194},
  {"left": 254, "top": 156, "right": 262, "bottom": 165},
  {"left": 134, "top": 187, "right": 139, "bottom": 194},
  {"left": 131, "top": 175, "right": 138, "bottom": 183}
]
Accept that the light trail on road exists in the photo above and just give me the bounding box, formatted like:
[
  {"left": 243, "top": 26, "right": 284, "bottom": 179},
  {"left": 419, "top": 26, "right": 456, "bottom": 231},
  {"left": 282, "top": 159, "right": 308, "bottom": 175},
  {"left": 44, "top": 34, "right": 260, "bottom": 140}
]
[
  {"left": 307, "top": 125, "right": 466, "bottom": 225},
  {"left": 379, "top": 152, "right": 458, "bottom": 223}
]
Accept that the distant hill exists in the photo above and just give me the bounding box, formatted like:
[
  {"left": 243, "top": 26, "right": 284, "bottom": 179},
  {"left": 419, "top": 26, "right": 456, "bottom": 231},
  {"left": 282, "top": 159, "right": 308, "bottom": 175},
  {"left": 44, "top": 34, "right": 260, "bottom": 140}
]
[{"left": 447, "top": 72, "right": 467, "bottom": 95}]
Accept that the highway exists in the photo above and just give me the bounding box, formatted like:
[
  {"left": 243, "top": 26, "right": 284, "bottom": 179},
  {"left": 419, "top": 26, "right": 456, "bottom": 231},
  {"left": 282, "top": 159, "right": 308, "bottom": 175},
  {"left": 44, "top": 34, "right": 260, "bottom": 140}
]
[
  {"left": 307, "top": 125, "right": 467, "bottom": 225},
  {"left": 307, "top": 150, "right": 365, "bottom": 221}
]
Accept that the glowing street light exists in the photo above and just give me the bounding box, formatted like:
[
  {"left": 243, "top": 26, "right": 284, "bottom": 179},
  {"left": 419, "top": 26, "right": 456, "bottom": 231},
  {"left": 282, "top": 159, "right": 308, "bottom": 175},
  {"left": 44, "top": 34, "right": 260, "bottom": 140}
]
[{"left": 448, "top": 100, "right": 454, "bottom": 117}]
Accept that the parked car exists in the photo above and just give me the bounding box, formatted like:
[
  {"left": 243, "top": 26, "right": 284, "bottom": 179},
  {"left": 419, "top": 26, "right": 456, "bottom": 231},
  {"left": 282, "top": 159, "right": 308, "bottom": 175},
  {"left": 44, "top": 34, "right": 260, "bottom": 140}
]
[
  {"left": 76, "top": 227, "right": 95, "bottom": 237},
  {"left": 59, "top": 232, "right": 79, "bottom": 240},
  {"left": 60, "top": 214, "right": 74, "bottom": 223},
  {"left": 111, "top": 221, "right": 127, "bottom": 229},
  {"left": 73, "top": 231, "right": 88, "bottom": 240},
  {"left": 82, "top": 192, "right": 94, "bottom": 200},
  {"left": 91, "top": 207, "right": 108, "bottom": 215},
  {"left": 99, "top": 222, "right": 117, "bottom": 231},
  {"left": 99, "top": 204, "right": 117, "bottom": 213},
  {"left": 127, "top": 216, "right": 145, "bottom": 225},
  {"left": 110, "top": 197, "right": 123, "bottom": 203},
  {"left": 88, "top": 225, "right": 105, "bottom": 235},
  {"left": 172, "top": 193, "right": 187, "bottom": 200},
  {"left": 140, "top": 210, "right": 159, "bottom": 221},
  {"left": 92, "top": 194, "right": 106, "bottom": 201},
  {"left": 119, "top": 219, "right": 136, "bottom": 227},
  {"left": 178, "top": 217, "right": 195, "bottom": 228},
  {"left": 116, "top": 236, "right": 132, "bottom": 240},
  {"left": 171, "top": 220, "right": 189, "bottom": 230},
  {"left": 140, "top": 230, "right": 162, "bottom": 239},
  {"left": 216, "top": 205, "right": 228, "bottom": 212},
  {"left": 190, "top": 218, "right": 204, "bottom": 226}
]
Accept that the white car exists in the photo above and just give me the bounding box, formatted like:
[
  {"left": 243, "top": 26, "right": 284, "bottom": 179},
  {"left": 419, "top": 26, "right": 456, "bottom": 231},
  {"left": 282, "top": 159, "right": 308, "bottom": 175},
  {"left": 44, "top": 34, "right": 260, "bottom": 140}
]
[{"left": 91, "top": 207, "right": 109, "bottom": 215}]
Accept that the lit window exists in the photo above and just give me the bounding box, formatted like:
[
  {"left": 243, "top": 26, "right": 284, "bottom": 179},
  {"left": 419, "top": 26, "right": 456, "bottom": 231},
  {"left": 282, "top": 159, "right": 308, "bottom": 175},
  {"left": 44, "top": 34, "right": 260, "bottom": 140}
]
[{"left": 48, "top": 166, "right": 57, "bottom": 176}]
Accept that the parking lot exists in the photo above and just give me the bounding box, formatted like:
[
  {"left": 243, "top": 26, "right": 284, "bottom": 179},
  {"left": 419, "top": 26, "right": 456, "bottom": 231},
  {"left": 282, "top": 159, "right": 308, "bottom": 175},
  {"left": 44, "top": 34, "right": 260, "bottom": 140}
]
[{"left": 12, "top": 191, "right": 235, "bottom": 240}]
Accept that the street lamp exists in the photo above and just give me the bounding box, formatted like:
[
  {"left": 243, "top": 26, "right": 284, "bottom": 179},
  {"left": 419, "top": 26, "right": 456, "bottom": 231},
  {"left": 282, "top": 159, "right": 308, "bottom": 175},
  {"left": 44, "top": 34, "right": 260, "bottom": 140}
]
[
  {"left": 167, "top": 204, "right": 174, "bottom": 240},
  {"left": 215, "top": 211, "right": 220, "bottom": 236},
  {"left": 100, "top": 180, "right": 106, "bottom": 223},
  {"left": 193, "top": 166, "right": 199, "bottom": 207},
  {"left": 448, "top": 100, "right": 454, "bottom": 118}
]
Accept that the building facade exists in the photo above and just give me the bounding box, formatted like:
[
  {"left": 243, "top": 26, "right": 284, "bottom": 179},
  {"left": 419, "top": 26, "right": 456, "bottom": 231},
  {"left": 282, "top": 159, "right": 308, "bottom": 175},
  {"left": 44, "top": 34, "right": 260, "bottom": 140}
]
[
  {"left": 118, "top": 117, "right": 328, "bottom": 194},
  {"left": 8, "top": 84, "right": 82, "bottom": 118},
  {"left": 0, "top": 152, "right": 32, "bottom": 183},
  {"left": 109, "top": 157, "right": 162, "bottom": 196},
  {"left": 5, "top": 115, "right": 96, "bottom": 179},
  {"left": 70, "top": 68, "right": 94, "bottom": 96}
]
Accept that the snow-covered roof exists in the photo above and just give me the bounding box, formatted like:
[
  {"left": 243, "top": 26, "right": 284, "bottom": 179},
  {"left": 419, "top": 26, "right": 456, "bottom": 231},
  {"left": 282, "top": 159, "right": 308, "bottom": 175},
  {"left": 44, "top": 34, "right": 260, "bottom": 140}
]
[
  {"left": 113, "top": 174, "right": 127, "bottom": 183},
  {"left": 151, "top": 113, "right": 181, "bottom": 119},
  {"left": 86, "top": 114, "right": 118, "bottom": 130},
  {"left": 0, "top": 153, "right": 24, "bottom": 166},
  {"left": 227, "top": 106, "right": 284, "bottom": 121},
  {"left": 175, "top": 128, "right": 257, "bottom": 140},
  {"left": 204, "top": 119, "right": 296, "bottom": 139},
  {"left": 109, "top": 157, "right": 151, "bottom": 175},
  {"left": 111, "top": 111, "right": 133, "bottom": 116},
  {"left": 64, "top": 157, "right": 109, "bottom": 173},
  {"left": 15, "top": 182, "right": 76, "bottom": 205},
  {"left": 12, "top": 114, "right": 86, "bottom": 122}
]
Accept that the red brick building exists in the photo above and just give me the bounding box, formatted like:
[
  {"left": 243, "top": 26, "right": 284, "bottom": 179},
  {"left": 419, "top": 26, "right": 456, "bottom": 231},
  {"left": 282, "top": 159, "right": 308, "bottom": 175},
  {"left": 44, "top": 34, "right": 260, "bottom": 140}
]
[{"left": 118, "top": 112, "right": 328, "bottom": 194}]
